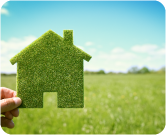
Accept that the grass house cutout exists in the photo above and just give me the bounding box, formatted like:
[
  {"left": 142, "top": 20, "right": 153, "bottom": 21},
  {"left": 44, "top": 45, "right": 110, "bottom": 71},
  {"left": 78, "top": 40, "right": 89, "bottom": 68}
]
[{"left": 10, "top": 30, "right": 92, "bottom": 108}]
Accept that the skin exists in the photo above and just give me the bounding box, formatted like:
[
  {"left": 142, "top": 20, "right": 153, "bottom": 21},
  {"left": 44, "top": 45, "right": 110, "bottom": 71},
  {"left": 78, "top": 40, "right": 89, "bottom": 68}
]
[{"left": 0, "top": 87, "right": 22, "bottom": 128}]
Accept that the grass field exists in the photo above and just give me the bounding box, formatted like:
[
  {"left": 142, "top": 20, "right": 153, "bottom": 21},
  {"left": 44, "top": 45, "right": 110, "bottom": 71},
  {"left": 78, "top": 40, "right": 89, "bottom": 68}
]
[{"left": 1, "top": 74, "right": 165, "bottom": 134}]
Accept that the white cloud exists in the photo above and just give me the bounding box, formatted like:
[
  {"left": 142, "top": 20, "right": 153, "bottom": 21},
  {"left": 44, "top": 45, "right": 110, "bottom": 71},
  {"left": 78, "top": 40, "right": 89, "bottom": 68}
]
[
  {"left": 1, "top": 8, "right": 9, "bottom": 15},
  {"left": 145, "top": 56, "right": 153, "bottom": 61},
  {"left": 111, "top": 47, "right": 125, "bottom": 53},
  {"left": 131, "top": 45, "right": 166, "bottom": 57},
  {"left": 98, "top": 48, "right": 139, "bottom": 60},
  {"left": 85, "top": 42, "right": 94, "bottom": 46},
  {"left": 1, "top": 38, "right": 165, "bottom": 73},
  {"left": 73, "top": 44, "right": 165, "bottom": 73},
  {"left": 88, "top": 48, "right": 96, "bottom": 54},
  {"left": 131, "top": 44, "right": 158, "bottom": 53},
  {"left": 0, "top": 36, "right": 37, "bottom": 53},
  {"left": 115, "top": 61, "right": 126, "bottom": 66},
  {"left": 97, "top": 45, "right": 102, "bottom": 48},
  {"left": 119, "top": 52, "right": 137, "bottom": 59},
  {"left": 1, "top": 46, "right": 8, "bottom": 55},
  {"left": 156, "top": 48, "right": 166, "bottom": 55}
]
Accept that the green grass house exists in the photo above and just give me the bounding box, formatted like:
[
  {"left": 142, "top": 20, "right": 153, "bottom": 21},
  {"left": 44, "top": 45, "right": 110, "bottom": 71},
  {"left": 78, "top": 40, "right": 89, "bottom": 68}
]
[{"left": 10, "top": 30, "right": 92, "bottom": 108}]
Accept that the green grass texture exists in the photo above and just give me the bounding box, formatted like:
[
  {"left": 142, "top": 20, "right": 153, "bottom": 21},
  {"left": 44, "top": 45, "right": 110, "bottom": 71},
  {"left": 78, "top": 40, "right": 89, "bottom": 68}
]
[
  {"left": 10, "top": 30, "right": 92, "bottom": 108},
  {"left": 1, "top": 74, "right": 165, "bottom": 134}
]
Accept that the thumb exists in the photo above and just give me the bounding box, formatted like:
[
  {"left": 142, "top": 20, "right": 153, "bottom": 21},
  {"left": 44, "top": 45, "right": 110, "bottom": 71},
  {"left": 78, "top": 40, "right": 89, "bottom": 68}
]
[{"left": 1, "top": 97, "right": 22, "bottom": 113}]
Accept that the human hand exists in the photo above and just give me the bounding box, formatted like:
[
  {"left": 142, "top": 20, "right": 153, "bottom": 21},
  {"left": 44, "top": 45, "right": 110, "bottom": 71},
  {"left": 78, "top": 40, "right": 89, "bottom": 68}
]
[{"left": 0, "top": 87, "right": 22, "bottom": 128}]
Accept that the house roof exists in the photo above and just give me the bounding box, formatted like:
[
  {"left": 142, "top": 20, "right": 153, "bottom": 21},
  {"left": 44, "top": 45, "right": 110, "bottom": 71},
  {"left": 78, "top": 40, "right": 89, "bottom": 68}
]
[{"left": 10, "top": 30, "right": 92, "bottom": 65}]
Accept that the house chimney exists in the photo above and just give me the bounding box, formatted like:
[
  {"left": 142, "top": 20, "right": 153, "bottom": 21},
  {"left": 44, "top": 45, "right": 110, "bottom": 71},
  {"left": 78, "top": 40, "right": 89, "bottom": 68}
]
[{"left": 63, "top": 30, "right": 73, "bottom": 45}]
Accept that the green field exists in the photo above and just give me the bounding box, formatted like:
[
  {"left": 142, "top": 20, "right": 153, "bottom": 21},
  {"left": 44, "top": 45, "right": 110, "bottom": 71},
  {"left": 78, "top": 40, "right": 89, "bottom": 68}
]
[{"left": 1, "top": 74, "right": 165, "bottom": 134}]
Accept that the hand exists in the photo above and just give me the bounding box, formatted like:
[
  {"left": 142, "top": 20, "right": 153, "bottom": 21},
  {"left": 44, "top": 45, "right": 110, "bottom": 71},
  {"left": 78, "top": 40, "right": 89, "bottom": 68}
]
[{"left": 0, "top": 87, "right": 22, "bottom": 128}]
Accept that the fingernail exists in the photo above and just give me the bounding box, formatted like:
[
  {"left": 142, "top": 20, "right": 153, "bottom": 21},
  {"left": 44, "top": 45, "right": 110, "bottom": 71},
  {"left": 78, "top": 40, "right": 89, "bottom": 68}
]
[{"left": 13, "top": 97, "right": 22, "bottom": 105}]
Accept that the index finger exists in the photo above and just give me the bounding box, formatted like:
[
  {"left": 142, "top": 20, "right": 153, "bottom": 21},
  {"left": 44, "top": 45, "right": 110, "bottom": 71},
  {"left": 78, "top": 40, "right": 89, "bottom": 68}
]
[{"left": 0, "top": 87, "right": 17, "bottom": 99}]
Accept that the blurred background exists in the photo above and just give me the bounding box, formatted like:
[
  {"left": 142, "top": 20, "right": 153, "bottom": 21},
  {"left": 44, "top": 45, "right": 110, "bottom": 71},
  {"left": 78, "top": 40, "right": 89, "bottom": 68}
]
[
  {"left": 1, "top": 0, "right": 165, "bottom": 134},
  {"left": 1, "top": 0, "right": 165, "bottom": 74}
]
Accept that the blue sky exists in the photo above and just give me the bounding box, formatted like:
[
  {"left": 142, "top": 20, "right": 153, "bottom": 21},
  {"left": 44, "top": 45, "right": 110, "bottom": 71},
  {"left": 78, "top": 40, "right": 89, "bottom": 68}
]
[{"left": 0, "top": 0, "right": 165, "bottom": 73}]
